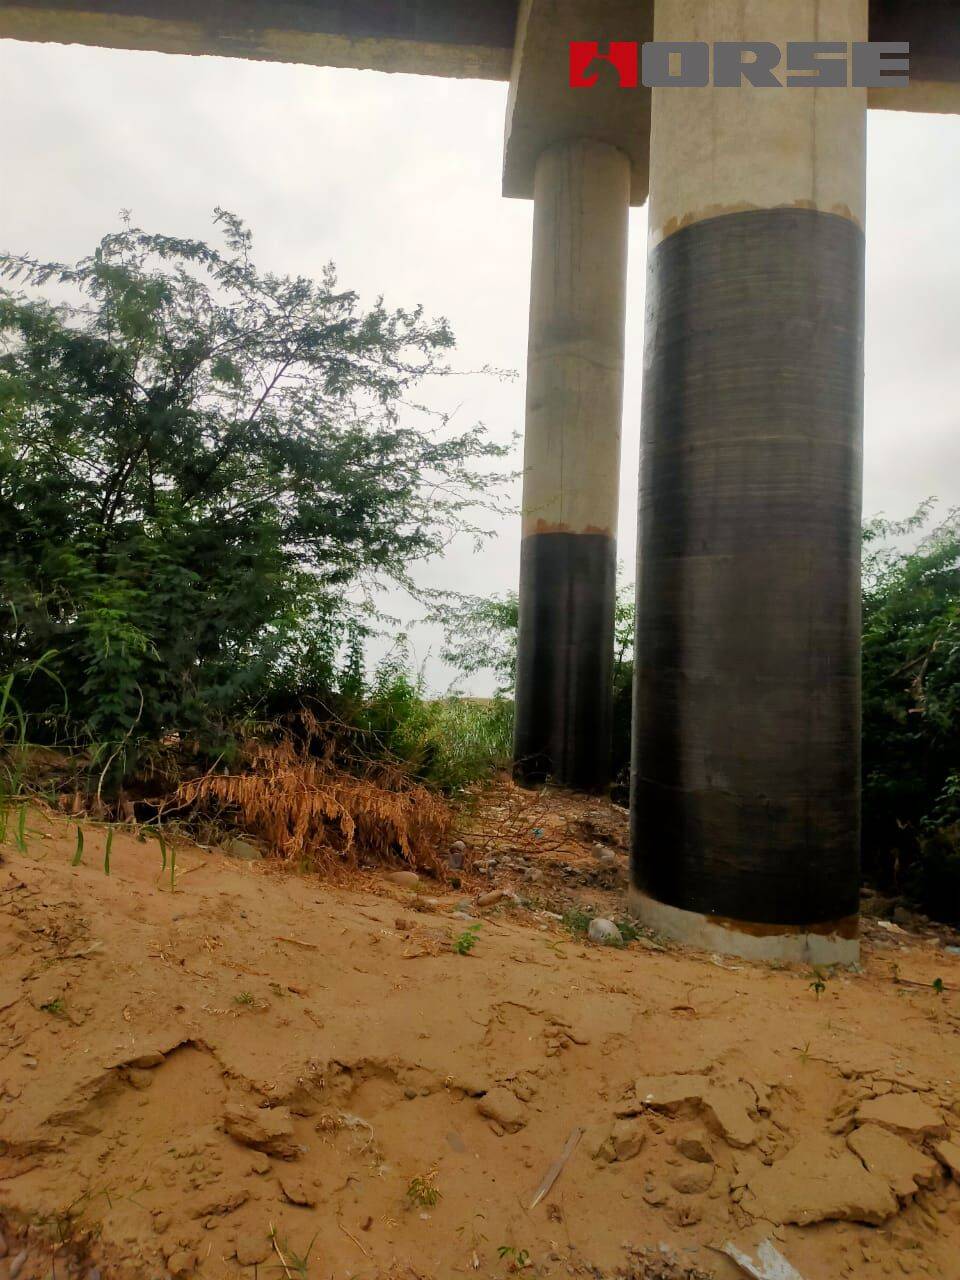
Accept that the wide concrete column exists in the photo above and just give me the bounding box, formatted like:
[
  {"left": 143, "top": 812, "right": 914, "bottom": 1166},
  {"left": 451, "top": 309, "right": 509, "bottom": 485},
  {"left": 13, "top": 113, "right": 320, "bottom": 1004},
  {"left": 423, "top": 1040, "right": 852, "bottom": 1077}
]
[
  {"left": 513, "top": 137, "right": 630, "bottom": 790},
  {"left": 631, "top": 0, "right": 868, "bottom": 962}
]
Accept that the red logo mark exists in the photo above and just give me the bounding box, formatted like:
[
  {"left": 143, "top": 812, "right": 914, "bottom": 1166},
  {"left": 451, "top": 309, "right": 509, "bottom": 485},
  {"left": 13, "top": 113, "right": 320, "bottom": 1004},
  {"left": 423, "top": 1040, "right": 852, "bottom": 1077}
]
[{"left": 569, "top": 41, "right": 640, "bottom": 88}]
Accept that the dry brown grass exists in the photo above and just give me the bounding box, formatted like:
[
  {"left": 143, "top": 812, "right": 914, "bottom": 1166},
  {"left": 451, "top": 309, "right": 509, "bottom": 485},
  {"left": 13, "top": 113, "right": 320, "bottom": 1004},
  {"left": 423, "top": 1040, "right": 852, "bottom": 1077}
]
[{"left": 177, "top": 727, "right": 451, "bottom": 877}]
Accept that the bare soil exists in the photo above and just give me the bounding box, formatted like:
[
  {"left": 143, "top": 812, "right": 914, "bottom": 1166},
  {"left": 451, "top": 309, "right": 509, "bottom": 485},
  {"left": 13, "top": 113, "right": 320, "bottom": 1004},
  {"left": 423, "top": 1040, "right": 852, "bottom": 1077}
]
[{"left": 2, "top": 788, "right": 960, "bottom": 1280}]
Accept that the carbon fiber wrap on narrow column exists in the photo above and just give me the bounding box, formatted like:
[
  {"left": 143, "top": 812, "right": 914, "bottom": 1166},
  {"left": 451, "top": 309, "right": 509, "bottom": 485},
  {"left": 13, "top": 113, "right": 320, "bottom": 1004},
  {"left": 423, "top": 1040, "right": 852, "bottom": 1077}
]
[{"left": 514, "top": 531, "right": 616, "bottom": 790}]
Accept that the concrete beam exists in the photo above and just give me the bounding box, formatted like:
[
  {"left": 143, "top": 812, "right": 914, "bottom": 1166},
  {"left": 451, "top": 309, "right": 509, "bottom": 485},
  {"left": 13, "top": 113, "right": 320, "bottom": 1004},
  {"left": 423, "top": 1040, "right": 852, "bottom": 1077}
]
[
  {"left": 869, "top": 0, "right": 960, "bottom": 115},
  {"left": 0, "top": 1, "right": 957, "bottom": 119},
  {"left": 503, "top": 0, "right": 652, "bottom": 205},
  {"left": 0, "top": 0, "right": 518, "bottom": 78}
]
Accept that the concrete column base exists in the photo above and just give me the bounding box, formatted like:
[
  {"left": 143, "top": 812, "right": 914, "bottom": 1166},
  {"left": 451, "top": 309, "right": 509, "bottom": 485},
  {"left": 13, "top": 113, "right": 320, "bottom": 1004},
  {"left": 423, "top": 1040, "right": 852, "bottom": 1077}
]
[{"left": 628, "top": 890, "right": 860, "bottom": 967}]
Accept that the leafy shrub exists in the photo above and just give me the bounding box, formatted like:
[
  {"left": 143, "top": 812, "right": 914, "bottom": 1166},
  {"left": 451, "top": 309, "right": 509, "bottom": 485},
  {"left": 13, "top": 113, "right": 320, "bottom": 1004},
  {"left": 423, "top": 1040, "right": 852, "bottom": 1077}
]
[{"left": 0, "top": 212, "right": 507, "bottom": 786}]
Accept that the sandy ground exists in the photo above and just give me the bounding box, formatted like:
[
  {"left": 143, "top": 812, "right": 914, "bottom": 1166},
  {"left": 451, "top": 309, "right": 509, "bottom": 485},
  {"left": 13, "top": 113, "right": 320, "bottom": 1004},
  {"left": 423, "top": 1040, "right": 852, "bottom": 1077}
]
[{"left": 1, "top": 792, "right": 960, "bottom": 1280}]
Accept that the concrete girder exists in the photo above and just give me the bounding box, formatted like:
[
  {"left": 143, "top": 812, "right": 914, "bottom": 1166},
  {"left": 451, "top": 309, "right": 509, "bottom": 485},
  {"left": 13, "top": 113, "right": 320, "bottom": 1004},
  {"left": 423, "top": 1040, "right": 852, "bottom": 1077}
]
[
  {"left": 0, "top": 1, "right": 957, "bottom": 122},
  {"left": 503, "top": 0, "right": 652, "bottom": 206},
  {"left": 0, "top": 0, "right": 518, "bottom": 79}
]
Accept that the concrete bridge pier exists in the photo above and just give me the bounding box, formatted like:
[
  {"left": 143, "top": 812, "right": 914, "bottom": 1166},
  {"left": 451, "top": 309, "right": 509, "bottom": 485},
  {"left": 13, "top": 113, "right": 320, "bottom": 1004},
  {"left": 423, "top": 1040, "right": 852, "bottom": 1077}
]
[
  {"left": 513, "top": 137, "right": 630, "bottom": 789},
  {"left": 630, "top": 0, "right": 868, "bottom": 963}
]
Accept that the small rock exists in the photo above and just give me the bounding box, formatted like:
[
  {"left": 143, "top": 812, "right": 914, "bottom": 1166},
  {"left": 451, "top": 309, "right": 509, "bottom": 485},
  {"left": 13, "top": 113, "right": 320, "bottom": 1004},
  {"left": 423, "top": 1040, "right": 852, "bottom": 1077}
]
[
  {"left": 385, "top": 870, "right": 420, "bottom": 889},
  {"left": 225, "top": 838, "right": 262, "bottom": 862},
  {"left": 167, "top": 1250, "right": 197, "bottom": 1277},
  {"left": 404, "top": 1087, "right": 417, "bottom": 1100},
  {"left": 670, "top": 1164, "right": 715, "bottom": 1195},
  {"left": 129, "top": 1051, "right": 165, "bottom": 1069},
  {"left": 192, "top": 1189, "right": 248, "bottom": 1218},
  {"left": 476, "top": 1087, "right": 527, "bottom": 1133},
  {"left": 236, "top": 1234, "right": 271, "bottom": 1266},
  {"left": 588, "top": 918, "right": 623, "bottom": 946},
  {"left": 855, "top": 1093, "right": 948, "bottom": 1141},
  {"left": 932, "top": 1138, "right": 960, "bottom": 1179},
  {"left": 677, "top": 1130, "right": 714, "bottom": 1164},
  {"left": 448, "top": 842, "right": 466, "bottom": 870},
  {"left": 477, "top": 888, "right": 510, "bottom": 907},
  {"left": 279, "top": 1176, "right": 316, "bottom": 1207},
  {"left": 249, "top": 1153, "right": 271, "bottom": 1175},
  {"left": 744, "top": 1135, "right": 898, "bottom": 1225},
  {"left": 610, "top": 1119, "right": 645, "bottom": 1161},
  {"left": 223, "top": 1101, "right": 299, "bottom": 1159},
  {"left": 627, "top": 1073, "right": 757, "bottom": 1149},
  {"left": 847, "top": 1124, "right": 939, "bottom": 1199},
  {"left": 8, "top": 1253, "right": 27, "bottom": 1280},
  {"left": 125, "top": 1068, "right": 155, "bottom": 1090},
  {"left": 523, "top": 868, "right": 543, "bottom": 883}
]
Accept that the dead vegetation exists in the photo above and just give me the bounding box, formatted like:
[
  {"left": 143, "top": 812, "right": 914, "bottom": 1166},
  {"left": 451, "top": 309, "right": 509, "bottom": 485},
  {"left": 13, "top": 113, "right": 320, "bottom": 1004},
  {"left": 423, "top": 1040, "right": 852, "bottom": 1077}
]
[{"left": 177, "top": 719, "right": 451, "bottom": 876}]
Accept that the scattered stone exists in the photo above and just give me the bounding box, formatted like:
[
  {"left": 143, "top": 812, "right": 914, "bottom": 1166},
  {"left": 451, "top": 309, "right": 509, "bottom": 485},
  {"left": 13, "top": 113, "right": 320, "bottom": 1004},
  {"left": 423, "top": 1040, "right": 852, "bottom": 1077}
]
[
  {"left": 223, "top": 1101, "right": 299, "bottom": 1159},
  {"left": 225, "top": 839, "right": 262, "bottom": 862},
  {"left": 626, "top": 1073, "right": 757, "bottom": 1149},
  {"left": 855, "top": 1093, "right": 948, "bottom": 1141},
  {"left": 125, "top": 1068, "right": 155, "bottom": 1090},
  {"left": 129, "top": 1051, "right": 165, "bottom": 1069},
  {"left": 847, "top": 1124, "right": 939, "bottom": 1199},
  {"left": 677, "top": 1129, "right": 714, "bottom": 1164},
  {"left": 279, "top": 1176, "right": 316, "bottom": 1207},
  {"left": 523, "top": 869, "right": 543, "bottom": 884},
  {"left": 249, "top": 1152, "right": 271, "bottom": 1175},
  {"left": 235, "top": 1234, "right": 271, "bottom": 1266},
  {"left": 670, "top": 1164, "right": 715, "bottom": 1195},
  {"left": 167, "top": 1250, "right": 197, "bottom": 1277},
  {"left": 590, "top": 1119, "right": 645, "bottom": 1163},
  {"left": 476, "top": 1086, "right": 527, "bottom": 1133},
  {"left": 404, "top": 1087, "right": 417, "bottom": 1100},
  {"left": 8, "top": 1252, "right": 27, "bottom": 1280},
  {"left": 385, "top": 870, "right": 420, "bottom": 889},
  {"left": 477, "top": 888, "right": 513, "bottom": 908},
  {"left": 192, "top": 1189, "right": 248, "bottom": 1218},
  {"left": 932, "top": 1138, "right": 960, "bottom": 1179},
  {"left": 587, "top": 918, "right": 623, "bottom": 946},
  {"left": 610, "top": 1119, "right": 644, "bottom": 1161},
  {"left": 744, "top": 1135, "right": 898, "bottom": 1226}
]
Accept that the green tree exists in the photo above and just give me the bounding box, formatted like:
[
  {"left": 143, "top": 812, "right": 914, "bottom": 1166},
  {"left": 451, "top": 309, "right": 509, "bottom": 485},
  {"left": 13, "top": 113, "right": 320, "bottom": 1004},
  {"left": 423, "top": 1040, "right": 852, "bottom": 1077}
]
[
  {"left": 0, "top": 211, "right": 506, "bottom": 777},
  {"left": 435, "top": 579, "right": 636, "bottom": 796},
  {"left": 435, "top": 578, "right": 635, "bottom": 697},
  {"left": 861, "top": 502, "right": 960, "bottom": 919}
]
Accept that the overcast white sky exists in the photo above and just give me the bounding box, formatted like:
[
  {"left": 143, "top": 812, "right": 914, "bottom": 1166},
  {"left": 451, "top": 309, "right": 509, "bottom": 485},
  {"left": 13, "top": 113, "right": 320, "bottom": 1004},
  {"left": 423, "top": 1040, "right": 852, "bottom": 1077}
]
[{"left": 1, "top": 40, "right": 957, "bottom": 691}]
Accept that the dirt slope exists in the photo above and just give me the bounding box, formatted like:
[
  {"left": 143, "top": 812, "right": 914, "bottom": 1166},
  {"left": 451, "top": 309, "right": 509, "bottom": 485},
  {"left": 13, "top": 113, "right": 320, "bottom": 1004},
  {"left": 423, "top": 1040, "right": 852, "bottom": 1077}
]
[{"left": 1, "top": 801, "right": 960, "bottom": 1280}]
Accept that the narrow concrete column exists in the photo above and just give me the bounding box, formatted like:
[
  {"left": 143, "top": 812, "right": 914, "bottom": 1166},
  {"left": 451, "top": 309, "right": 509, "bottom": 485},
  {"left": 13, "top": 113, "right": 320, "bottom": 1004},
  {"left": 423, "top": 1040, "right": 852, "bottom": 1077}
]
[
  {"left": 513, "top": 138, "right": 630, "bottom": 790},
  {"left": 631, "top": 0, "right": 868, "bottom": 962}
]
